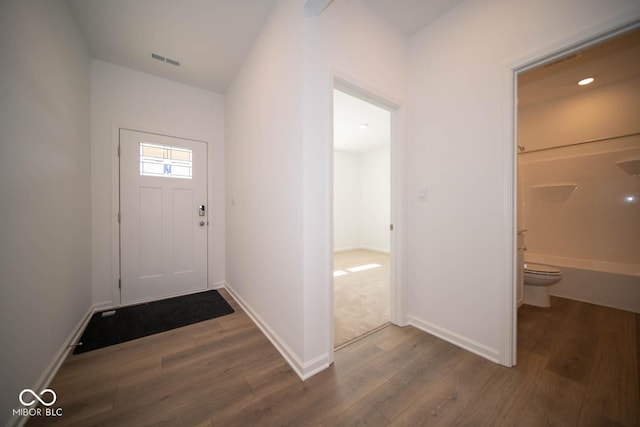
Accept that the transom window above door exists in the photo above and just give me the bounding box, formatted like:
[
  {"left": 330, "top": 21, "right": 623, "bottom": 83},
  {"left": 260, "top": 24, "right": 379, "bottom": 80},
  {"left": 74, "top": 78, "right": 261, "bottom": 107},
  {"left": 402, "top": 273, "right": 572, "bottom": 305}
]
[{"left": 139, "top": 142, "right": 192, "bottom": 179}]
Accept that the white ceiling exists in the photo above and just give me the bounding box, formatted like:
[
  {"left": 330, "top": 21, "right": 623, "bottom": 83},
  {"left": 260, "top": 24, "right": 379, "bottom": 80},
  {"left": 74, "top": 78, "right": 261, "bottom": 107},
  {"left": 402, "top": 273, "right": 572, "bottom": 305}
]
[
  {"left": 66, "top": 1, "right": 638, "bottom": 107},
  {"left": 66, "top": 0, "right": 464, "bottom": 94},
  {"left": 363, "top": 0, "right": 464, "bottom": 36},
  {"left": 67, "top": 0, "right": 277, "bottom": 93},
  {"left": 333, "top": 90, "right": 391, "bottom": 154}
]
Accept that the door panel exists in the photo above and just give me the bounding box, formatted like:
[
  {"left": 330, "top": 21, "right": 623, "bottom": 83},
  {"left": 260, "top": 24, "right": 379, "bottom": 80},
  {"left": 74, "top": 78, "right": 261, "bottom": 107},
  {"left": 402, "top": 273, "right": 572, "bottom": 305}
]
[
  {"left": 172, "top": 188, "right": 195, "bottom": 273},
  {"left": 120, "top": 129, "right": 207, "bottom": 304}
]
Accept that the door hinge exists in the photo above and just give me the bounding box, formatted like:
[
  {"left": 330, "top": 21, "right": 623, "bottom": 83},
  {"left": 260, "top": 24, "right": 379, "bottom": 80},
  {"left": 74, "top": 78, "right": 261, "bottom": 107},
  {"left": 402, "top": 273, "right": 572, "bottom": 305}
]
[
  {"left": 117, "top": 145, "right": 120, "bottom": 157},
  {"left": 118, "top": 278, "right": 121, "bottom": 289},
  {"left": 390, "top": 224, "right": 394, "bottom": 231},
  {"left": 117, "top": 212, "right": 121, "bottom": 223}
]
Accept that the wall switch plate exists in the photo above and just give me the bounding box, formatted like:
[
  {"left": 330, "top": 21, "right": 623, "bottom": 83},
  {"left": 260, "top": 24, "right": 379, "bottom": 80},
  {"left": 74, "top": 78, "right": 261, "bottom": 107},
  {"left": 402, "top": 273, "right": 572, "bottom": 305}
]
[{"left": 418, "top": 187, "right": 428, "bottom": 202}]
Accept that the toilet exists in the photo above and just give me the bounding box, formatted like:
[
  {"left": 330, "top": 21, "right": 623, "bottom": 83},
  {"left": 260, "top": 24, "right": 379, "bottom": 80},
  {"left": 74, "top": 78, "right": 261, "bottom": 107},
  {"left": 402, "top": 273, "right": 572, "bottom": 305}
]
[{"left": 523, "top": 263, "right": 562, "bottom": 307}]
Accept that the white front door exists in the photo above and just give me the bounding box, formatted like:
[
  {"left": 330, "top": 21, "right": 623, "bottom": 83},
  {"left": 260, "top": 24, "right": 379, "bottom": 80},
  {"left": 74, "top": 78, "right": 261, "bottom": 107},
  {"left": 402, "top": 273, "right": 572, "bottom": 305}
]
[{"left": 120, "top": 129, "right": 208, "bottom": 304}]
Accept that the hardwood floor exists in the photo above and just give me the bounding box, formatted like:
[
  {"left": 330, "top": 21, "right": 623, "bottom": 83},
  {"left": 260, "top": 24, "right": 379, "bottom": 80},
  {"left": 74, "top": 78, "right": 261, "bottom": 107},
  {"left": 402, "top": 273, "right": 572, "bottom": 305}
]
[{"left": 28, "top": 292, "right": 639, "bottom": 426}]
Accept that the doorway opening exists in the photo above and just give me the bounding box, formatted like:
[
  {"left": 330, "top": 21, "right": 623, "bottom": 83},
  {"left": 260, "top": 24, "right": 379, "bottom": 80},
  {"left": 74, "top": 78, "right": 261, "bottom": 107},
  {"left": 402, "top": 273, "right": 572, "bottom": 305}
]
[
  {"left": 332, "top": 85, "right": 394, "bottom": 348},
  {"left": 512, "top": 25, "right": 640, "bottom": 363}
]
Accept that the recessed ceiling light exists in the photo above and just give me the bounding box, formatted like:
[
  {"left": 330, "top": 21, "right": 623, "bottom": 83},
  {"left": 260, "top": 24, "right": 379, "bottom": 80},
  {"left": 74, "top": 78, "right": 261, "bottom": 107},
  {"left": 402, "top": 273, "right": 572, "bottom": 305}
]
[
  {"left": 578, "top": 77, "right": 594, "bottom": 86},
  {"left": 359, "top": 123, "right": 369, "bottom": 129}
]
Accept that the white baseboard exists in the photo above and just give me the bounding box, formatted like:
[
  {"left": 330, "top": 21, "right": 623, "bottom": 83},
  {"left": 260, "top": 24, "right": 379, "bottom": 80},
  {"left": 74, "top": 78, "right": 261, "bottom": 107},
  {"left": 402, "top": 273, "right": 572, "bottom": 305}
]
[
  {"left": 92, "top": 301, "right": 113, "bottom": 311},
  {"left": 211, "top": 281, "right": 225, "bottom": 289},
  {"left": 223, "top": 282, "right": 330, "bottom": 381},
  {"left": 334, "top": 246, "right": 390, "bottom": 254},
  {"left": 301, "top": 352, "right": 332, "bottom": 379},
  {"left": 334, "top": 246, "right": 360, "bottom": 252},
  {"left": 10, "top": 305, "right": 94, "bottom": 427},
  {"left": 407, "top": 315, "right": 500, "bottom": 364},
  {"left": 361, "top": 246, "right": 390, "bottom": 254}
]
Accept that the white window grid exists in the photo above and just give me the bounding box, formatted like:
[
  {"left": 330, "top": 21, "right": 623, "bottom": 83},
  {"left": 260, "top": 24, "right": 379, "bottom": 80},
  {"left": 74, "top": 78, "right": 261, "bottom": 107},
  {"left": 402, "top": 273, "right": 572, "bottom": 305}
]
[{"left": 139, "top": 142, "right": 192, "bottom": 179}]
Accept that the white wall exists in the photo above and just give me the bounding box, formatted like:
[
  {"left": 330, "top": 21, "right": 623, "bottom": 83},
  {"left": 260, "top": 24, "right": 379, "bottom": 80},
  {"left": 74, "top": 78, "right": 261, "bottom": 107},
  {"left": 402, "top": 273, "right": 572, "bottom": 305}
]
[
  {"left": 406, "top": 0, "right": 640, "bottom": 363},
  {"left": 91, "top": 60, "right": 225, "bottom": 307},
  {"left": 303, "top": 0, "right": 407, "bottom": 368},
  {"left": 334, "top": 147, "right": 390, "bottom": 253},
  {"left": 225, "top": 0, "right": 306, "bottom": 372},
  {"left": 518, "top": 77, "right": 640, "bottom": 265},
  {"left": 225, "top": 0, "right": 407, "bottom": 378},
  {"left": 334, "top": 151, "right": 361, "bottom": 250},
  {"left": 520, "top": 137, "right": 640, "bottom": 264},
  {"left": 0, "top": 0, "right": 91, "bottom": 424},
  {"left": 519, "top": 76, "right": 640, "bottom": 152},
  {"left": 361, "top": 147, "right": 391, "bottom": 252}
]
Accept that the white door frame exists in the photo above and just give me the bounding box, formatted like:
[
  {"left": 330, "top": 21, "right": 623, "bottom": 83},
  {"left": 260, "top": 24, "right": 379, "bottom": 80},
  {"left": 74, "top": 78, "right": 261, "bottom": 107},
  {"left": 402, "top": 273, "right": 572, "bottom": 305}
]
[
  {"left": 110, "top": 124, "right": 213, "bottom": 308},
  {"left": 330, "top": 74, "right": 406, "bottom": 353},
  {"left": 501, "top": 18, "right": 640, "bottom": 366}
]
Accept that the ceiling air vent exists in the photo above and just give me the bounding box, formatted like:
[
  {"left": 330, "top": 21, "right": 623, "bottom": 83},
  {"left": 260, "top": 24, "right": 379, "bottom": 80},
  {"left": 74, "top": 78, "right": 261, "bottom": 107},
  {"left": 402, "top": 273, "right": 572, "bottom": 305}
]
[{"left": 151, "top": 53, "right": 180, "bottom": 67}]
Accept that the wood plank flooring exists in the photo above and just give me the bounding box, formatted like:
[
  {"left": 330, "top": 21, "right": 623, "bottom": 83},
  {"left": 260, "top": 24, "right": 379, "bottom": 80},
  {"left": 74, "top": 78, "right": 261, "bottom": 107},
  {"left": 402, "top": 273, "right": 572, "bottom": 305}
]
[{"left": 28, "top": 292, "right": 639, "bottom": 426}]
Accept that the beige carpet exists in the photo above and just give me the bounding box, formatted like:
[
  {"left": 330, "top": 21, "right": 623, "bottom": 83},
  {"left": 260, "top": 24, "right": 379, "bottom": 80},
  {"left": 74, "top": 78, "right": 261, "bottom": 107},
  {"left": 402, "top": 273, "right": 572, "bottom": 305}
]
[{"left": 334, "top": 249, "right": 390, "bottom": 347}]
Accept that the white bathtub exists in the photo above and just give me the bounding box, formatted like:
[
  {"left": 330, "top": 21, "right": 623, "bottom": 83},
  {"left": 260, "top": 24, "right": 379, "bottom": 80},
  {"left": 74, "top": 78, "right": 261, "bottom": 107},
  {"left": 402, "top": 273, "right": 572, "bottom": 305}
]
[{"left": 526, "top": 253, "right": 640, "bottom": 313}]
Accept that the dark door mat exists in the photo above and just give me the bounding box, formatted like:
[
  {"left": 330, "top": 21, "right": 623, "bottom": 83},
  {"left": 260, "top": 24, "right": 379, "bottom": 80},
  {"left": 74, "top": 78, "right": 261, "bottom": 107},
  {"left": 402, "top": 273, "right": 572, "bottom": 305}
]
[{"left": 73, "top": 290, "right": 234, "bottom": 354}]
